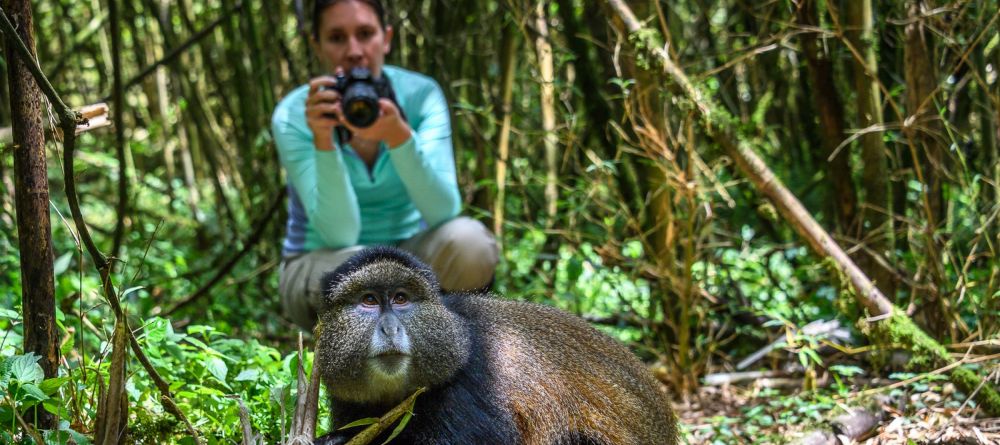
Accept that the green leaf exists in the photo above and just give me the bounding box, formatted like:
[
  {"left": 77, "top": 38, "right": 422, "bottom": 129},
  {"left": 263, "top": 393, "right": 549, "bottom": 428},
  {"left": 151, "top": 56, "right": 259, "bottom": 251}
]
[
  {"left": 829, "top": 365, "right": 864, "bottom": 377},
  {"left": 144, "top": 317, "right": 170, "bottom": 343},
  {"left": 39, "top": 376, "right": 69, "bottom": 395},
  {"left": 566, "top": 258, "right": 583, "bottom": 283},
  {"left": 194, "top": 385, "right": 226, "bottom": 397},
  {"left": 9, "top": 353, "right": 44, "bottom": 385},
  {"left": 53, "top": 251, "right": 73, "bottom": 275},
  {"left": 204, "top": 356, "right": 228, "bottom": 382},
  {"left": 804, "top": 348, "right": 823, "bottom": 367},
  {"left": 984, "top": 30, "right": 999, "bottom": 55},
  {"left": 60, "top": 335, "right": 75, "bottom": 357},
  {"left": 20, "top": 383, "right": 48, "bottom": 401},
  {"left": 44, "top": 425, "right": 93, "bottom": 445},
  {"left": 622, "top": 240, "right": 643, "bottom": 259},
  {"left": 383, "top": 409, "right": 414, "bottom": 445},
  {"left": 234, "top": 368, "right": 260, "bottom": 382},
  {"left": 185, "top": 336, "right": 227, "bottom": 359},
  {"left": 43, "top": 400, "right": 63, "bottom": 415},
  {"left": 121, "top": 286, "right": 146, "bottom": 299},
  {"left": 0, "top": 355, "right": 12, "bottom": 383},
  {"left": 338, "top": 417, "right": 380, "bottom": 430},
  {"left": 0, "top": 308, "right": 19, "bottom": 320}
]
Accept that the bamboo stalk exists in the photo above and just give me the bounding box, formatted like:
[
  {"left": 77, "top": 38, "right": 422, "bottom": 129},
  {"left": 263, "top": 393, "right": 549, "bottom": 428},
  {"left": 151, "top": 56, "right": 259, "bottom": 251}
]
[
  {"left": 795, "top": 0, "right": 857, "bottom": 233},
  {"left": 844, "top": 0, "right": 896, "bottom": 301},
  {"left": 493, "top": 20, "right": 517, "bottom": 240},
  {"left": 533, "top": 1, "right": 558, "bottom": 221}
]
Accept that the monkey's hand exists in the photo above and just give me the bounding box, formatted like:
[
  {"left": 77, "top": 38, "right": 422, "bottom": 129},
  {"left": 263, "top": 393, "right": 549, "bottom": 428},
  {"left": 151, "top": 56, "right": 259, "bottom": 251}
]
[{"left": 312, "top": 432, "right": 350, "bottom": 445}]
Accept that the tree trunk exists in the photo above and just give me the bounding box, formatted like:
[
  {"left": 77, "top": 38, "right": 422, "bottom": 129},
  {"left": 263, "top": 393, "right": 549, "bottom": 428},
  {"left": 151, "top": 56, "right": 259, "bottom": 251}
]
[
  {"left": 844, "top": 0, "right": 896, "bottom": 300},
  {"left": 533, "top": 1, "right": 559, "bottom": 221},
  {"left": 493, "top": 20, "right": 517, "bottom": 241},
  {"left": 2, "top": 0, "right": 59, "bottom": 429},
  {"left": 108, "top": 0, "right": 130, "bottom": 260},
  {"left": 994, "top": 41, "right": 1000, "bottom": 204},
  {"left": 0, "top": 55, "right": 9, "bottom": 122},
  {"left": 555, "top": 0, "right": 614, "bottom": 160},
  {"left": 903, "top": 0, "right": 950, "bottom": 336},
  {"left": 582, "top": 1, "right": 643, "bottom": 213},
  {"left": 795, "top": 0, "right": 857, "bottom": 234}
]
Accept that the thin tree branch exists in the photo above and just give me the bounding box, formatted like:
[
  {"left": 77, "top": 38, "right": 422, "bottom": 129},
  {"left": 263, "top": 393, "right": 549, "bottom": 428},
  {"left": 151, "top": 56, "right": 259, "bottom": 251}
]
[
  {"left": 99, "top": 1, "right": 244, "bottom": 103},
  {"left": 162, "top": 188, "right": 286, "bottom": 316}
]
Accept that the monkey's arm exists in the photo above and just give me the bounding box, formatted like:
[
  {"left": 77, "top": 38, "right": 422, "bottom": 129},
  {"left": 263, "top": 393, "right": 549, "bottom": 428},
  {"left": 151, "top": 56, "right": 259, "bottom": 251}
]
[
  {"left": 272, "top": 87, "right": 362, "bottom": 248},
  {"left": 387, "top": 80, "right": 461, "bottom": 228}
]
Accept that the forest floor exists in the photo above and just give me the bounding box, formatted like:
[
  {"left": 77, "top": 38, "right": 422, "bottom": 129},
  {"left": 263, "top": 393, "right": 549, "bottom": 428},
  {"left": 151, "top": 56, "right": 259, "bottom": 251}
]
[{"left": 676, "top": 377, "right": 1000, "bottom": 444}]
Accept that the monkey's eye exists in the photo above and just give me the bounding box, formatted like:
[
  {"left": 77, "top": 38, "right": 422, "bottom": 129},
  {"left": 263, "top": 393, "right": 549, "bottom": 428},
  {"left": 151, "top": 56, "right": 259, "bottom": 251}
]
[
  {"left": 360, "top": 293, "right": 379, "bottom": 306},
  {"left": 391, "top": 292, "right": 409, "bottom": 305}
]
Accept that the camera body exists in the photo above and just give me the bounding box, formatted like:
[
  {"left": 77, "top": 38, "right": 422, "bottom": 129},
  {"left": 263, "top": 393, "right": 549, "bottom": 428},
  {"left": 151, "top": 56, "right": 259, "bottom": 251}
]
[{"left": 321, "top": 67, "right": 405, "bottom": 134}]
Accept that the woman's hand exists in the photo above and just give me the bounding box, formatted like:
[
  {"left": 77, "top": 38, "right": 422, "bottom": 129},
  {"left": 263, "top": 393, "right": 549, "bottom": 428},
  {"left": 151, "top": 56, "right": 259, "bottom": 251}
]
[
  {"left": 332, "top": 98, "right": 413, "bottom": 148},
  {"left": 305, "top": 75, "right": 342, "bottom": 151}
]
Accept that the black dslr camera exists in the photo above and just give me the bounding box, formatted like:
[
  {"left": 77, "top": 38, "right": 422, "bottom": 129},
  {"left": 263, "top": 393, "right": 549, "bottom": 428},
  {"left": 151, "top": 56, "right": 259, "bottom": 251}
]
[{"left": 321, "top": 67, "right": 406, "bottom": 145}]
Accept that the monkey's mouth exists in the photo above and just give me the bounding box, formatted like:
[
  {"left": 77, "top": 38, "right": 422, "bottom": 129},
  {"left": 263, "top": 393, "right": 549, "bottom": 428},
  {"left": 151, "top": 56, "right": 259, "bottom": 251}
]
[{"left": 370, "top": 352, "right": 410, "bottom": 373}]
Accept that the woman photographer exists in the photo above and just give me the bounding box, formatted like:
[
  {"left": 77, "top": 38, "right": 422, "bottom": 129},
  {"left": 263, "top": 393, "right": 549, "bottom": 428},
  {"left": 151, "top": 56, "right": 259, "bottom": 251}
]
[{"left": 272, "top": 0, "right": 498, "bottom": 330}]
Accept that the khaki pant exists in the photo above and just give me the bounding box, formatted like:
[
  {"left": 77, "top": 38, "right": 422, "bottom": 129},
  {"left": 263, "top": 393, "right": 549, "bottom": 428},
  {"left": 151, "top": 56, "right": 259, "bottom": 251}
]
[{"left": 279, "top": 216, "right": 499, "bottom": 330}]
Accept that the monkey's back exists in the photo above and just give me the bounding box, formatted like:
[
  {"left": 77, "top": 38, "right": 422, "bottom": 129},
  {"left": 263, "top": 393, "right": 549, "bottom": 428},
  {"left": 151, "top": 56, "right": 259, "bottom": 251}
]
[{"left": 443, "top": 294, "right": 679, "bottom": 445}]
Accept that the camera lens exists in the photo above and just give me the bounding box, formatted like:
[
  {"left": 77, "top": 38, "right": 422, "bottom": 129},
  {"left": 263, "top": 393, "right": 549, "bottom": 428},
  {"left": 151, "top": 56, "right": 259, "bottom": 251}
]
[{"left": 342, "top": 82, "right": 380, "bottom": 127}]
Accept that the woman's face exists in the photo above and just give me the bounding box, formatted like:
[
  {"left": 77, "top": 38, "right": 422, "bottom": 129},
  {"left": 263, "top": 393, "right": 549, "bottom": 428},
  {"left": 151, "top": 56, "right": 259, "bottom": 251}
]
[{"left": 314, "top": 1, "right": 393, "bottom": 77}]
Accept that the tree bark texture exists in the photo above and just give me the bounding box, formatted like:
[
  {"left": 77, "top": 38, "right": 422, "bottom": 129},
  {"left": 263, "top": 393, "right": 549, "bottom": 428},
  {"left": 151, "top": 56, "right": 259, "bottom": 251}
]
[
  {"left": 903, "top": 1, "right": 946, "bottom": 225},
  {"left": 493, "top": 20, "right": 517, "bottom": 240},
  {"left": 2, "top": 0, "right": 59, "bottom": 429},
  {"left": 533, "top": 1, "right": 559, "bottom": 221},
  {"left": 795, "top": 0, "right": 857, "bottom": 234},
  {"left": 903, "top": 0, "right": 950, "bottom": 335},
  {"left": 844, "top": 0, "right": 896, "bottom": 300},
  {"left": 995, "top": 44, "right": 1000, "bottom": 202},
  {"left": 109, "top": 0, "right": 130, "bottom": 260}
]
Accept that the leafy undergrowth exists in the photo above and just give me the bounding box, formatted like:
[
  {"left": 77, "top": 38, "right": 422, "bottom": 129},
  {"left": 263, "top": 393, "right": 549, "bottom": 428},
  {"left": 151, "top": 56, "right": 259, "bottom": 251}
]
[
  {"left": 1, "top": 313, "right": 325, "bottom": 444},
  {"left": 678, "top": 371, "right": 999, "bottom": 444}
]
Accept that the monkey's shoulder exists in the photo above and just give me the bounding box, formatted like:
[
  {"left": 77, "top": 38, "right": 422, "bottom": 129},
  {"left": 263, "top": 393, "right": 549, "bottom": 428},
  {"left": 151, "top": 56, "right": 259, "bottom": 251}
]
[{"left": 441, "top": 294, "right": 663, "bottom": 398}]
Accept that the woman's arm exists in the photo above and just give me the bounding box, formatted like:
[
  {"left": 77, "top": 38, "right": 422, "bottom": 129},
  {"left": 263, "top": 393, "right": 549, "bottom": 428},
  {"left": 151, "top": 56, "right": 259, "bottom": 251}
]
[
  {"left": 272, "top": 95, "right": 361, "bottom": 248},
  {"left": 387, "top": 81, "right": 461, "bottom": 228}
]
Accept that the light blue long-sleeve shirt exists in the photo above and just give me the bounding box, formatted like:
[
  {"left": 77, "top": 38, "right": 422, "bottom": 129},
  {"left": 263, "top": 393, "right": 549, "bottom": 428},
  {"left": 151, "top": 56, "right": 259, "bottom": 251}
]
[{"left": 272, "top": 65, "right": 461, "bottom": 255}]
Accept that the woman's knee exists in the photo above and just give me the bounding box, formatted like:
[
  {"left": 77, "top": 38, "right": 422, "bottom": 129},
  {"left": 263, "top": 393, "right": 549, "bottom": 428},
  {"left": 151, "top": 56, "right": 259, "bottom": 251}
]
[
  {"left": 279, "top": 246, "right": 366, "bottom": 330},
  {"left": 432, "top": 217, "right": 499, "bottom": 290},
  {"left": 440, "top": 218, "right": 498, "bottom": 262}
]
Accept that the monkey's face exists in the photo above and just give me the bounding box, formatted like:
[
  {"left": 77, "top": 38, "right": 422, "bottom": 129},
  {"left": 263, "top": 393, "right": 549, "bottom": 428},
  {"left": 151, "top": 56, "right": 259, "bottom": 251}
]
[{"left": 316, "top": 259, "right": 470, "bottom": 405}]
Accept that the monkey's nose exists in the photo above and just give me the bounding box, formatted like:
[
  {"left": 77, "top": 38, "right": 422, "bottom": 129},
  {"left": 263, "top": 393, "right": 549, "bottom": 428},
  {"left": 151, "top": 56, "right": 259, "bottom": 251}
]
[
  {"left": 381, "top": 321, "right": 398, "bottom": 337},
  {"left": 378, "top": 313, "right": 402, "bottom": 337}
]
